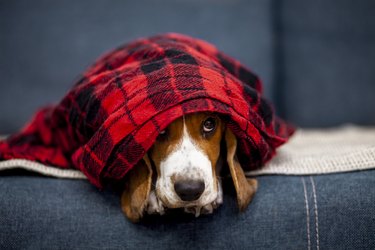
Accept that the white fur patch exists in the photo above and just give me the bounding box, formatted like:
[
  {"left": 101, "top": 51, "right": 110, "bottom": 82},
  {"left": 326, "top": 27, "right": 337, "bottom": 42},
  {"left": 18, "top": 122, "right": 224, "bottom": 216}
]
[
  {"left": 155, "top": 117, "right": 219, "bottom": 210},
  {"left": 146, "top": 190, "right": 165, "bottom": 215}
]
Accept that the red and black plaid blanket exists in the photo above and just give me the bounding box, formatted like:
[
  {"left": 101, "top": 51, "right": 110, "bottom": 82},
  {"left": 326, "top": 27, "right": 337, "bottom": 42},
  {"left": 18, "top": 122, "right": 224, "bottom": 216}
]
[{"left": 0, "top": 33, "right": 294, "bottom": 188}]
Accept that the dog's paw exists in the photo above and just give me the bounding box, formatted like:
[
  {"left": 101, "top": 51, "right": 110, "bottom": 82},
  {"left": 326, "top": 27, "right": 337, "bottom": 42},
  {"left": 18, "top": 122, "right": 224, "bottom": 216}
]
[
  {"left": 184, "top": 206, "right": 202, "bottom": 217},
  {"left": 146, "top": 191, "right": 165, "bottom": 215},
  {"left": 201, "top": 203, "right": 214, "bottom": 215},
  {"left": 183, "top": 203, "right": 215, "bottom": 217},
  {"left": 213, "top": 179, "right": 223, "bottom": 208},
  {"left": 200, "top": 188, "right": 223, "bottom": 215},
  {"left": 183, "top": 180, "right": 224, "bottom": 217}
]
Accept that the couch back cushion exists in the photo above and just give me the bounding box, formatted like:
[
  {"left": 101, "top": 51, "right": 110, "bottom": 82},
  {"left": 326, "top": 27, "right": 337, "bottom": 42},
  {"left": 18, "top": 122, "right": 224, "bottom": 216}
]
[
  {"left": 0, "top": 0, "right": 274, "bottom": 134},
  {"left": 278, "top": 0, "right": 375, "bottom": 127}
]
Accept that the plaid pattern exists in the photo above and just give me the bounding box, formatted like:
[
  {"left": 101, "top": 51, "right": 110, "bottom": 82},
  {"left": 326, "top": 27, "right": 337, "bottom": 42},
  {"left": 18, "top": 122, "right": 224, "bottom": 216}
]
[{"left": 0, "top": 33, "right": 294, "bottom": 188}]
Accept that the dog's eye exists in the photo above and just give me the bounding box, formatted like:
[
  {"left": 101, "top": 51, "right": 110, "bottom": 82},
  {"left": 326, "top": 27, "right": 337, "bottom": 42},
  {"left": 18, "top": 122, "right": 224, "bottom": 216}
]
[
  {"left": 157, "top": 129, "right": 168, "bottom": 141},
  {"left": 202, "top": 117, "right": 216, "bottom": 134}
]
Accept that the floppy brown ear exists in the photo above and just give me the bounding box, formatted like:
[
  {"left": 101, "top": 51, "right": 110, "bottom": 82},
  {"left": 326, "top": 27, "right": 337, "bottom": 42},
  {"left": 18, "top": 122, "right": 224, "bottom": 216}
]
[
  {"left": 121, "top": 154, "right": 152, "bottom": 223},
  {"left": 225, "top": 129, "right": 258, "bottom": 212}
]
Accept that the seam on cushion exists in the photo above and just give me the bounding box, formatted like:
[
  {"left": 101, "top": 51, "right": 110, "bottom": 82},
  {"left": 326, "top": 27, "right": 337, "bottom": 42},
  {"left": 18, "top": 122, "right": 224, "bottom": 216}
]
[
  {"left": 310, "top": 176, "right": 320, "bottom": 250},
  {"left": 302, "top": 177, "right": 311, "bottom": 250}
]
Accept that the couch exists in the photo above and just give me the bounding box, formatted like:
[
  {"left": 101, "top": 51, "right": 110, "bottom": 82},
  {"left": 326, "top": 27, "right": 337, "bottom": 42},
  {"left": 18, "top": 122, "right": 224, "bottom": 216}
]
[{"left": 1, "top": 1, "right": 374, "bottom": 249}]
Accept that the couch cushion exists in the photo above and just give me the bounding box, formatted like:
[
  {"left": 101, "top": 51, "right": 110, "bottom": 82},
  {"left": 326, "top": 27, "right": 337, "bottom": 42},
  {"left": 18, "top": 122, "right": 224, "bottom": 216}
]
[
  {"left": 0, "top": 171, "right": 374, "bottom": 249},
  {"left": 277, "top": 0, "right": 375, "bottom": 126}
]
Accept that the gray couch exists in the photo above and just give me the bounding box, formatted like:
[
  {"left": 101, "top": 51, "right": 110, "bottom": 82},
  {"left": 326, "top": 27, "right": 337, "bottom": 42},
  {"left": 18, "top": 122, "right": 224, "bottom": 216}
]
[{"left": 1, "top": 1, "right": 374, "bottom": 249}]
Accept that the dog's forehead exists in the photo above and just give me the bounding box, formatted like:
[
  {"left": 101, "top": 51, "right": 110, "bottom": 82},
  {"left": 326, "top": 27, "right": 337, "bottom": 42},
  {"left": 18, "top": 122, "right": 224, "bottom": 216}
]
[
  {"left": 150, "top": 113, "right": 223, "bottom": 164},
  {"left": 184, "top": 113, "right": 211, "bottom": 127},
  {"left": 184, "top": 113, "right": 223, "bottom": 139},
  {"left": 163, "top": 113, "right": 216, "bottom": 135},
  {"left": 165, "top": 116, "right": 184, "bottom": 136},
  {"left": 162, "top": 112, "right": 223, "bottom": 141},
  {"left": 152, "top": 114, "right": 202, "bottom": 149}
]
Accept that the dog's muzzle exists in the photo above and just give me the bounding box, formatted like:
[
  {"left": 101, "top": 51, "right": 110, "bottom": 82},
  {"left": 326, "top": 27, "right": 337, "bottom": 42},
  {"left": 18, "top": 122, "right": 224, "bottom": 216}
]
[{"left": 174, "top": 179, "right": 205, "bottom": 201}]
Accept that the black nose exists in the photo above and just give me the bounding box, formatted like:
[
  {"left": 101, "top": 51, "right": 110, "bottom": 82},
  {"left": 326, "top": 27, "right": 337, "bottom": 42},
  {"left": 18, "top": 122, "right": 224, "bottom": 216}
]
[{"left": 174, "top": 180, "right": 205, "bottom": 201}]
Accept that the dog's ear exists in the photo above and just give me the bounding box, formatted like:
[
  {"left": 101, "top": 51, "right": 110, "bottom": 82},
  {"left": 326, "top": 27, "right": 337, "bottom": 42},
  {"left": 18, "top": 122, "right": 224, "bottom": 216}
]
[
  {"left": 225, "top": 129, "right": 258, "bottom": 211},
  {"left": 121, "top": 154, "right": 152, "bottom": 223}
]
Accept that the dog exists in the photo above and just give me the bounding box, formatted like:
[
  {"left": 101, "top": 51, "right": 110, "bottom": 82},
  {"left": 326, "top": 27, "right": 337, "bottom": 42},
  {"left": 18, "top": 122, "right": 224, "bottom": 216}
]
[{"left": 121, "top": 112, "right": 258, "bottom": 222}]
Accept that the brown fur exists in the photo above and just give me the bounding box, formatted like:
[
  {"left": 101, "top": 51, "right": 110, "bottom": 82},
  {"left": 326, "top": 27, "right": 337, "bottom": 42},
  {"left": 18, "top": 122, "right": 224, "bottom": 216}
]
[
  {"left": 121, "top": 155, "right": 153, "bottom": 223},
  {"left": 149, "top": 113, "right": 224, "bottom": 188},
  {"left": 225, "top": 129, "right": 258, "bottom": 211},
  {"left": 121, "top": 112, "right": 257, "bottom": 222}
]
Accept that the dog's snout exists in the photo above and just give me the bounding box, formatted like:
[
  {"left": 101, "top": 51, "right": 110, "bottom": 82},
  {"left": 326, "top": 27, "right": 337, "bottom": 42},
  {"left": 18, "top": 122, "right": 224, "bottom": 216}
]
[{"left": 174, "top": 180, "right": 205, "bottom": 201}]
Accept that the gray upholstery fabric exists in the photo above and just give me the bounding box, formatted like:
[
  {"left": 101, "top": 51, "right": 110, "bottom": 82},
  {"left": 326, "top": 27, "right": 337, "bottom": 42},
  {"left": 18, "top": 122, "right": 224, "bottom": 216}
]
[
  {"left": 1, "top": 1, "right": 374, "bottom": 131},
  {"left": 277, "top": 0, "right": 375, "bottom": 127},
  {"left": 1, "top": 172, "right": 374, "bottom": 249},
  {"left": 0, "top": 0, "right": 274, "bottom": 134}
]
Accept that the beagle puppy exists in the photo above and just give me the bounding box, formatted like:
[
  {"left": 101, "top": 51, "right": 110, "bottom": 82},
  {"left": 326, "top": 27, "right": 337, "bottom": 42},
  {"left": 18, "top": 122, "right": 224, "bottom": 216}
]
[{"left": 121, "top": 112, "right": 258, "bottom": 222}]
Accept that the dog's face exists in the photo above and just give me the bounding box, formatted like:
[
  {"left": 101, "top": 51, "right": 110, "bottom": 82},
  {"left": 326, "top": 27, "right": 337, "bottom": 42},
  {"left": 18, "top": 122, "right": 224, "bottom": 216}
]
[
  {"left": 149, "top": 113, "right": 224, "bottom": 209},
  {"left": 121, "top": 112, "right": 258, "bottom": 222}
]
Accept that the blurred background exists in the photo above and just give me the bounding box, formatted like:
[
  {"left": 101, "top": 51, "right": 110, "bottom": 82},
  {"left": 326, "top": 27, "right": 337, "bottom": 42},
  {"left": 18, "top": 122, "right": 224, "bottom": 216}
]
[{"left": 0, "top": 0, "right": 374, "bottom": 134}]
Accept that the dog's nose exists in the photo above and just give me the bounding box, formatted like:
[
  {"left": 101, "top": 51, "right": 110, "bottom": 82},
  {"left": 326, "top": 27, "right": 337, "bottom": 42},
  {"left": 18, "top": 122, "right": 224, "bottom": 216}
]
[{"left": 174, "top": 180, "right": 205, "bottom": 201}]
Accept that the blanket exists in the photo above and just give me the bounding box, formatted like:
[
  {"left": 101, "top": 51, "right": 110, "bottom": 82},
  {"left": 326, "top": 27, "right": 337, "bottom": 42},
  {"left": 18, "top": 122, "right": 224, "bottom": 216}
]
[{"left": 0, "top": 33, "right": 294, "bottom": 188}]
